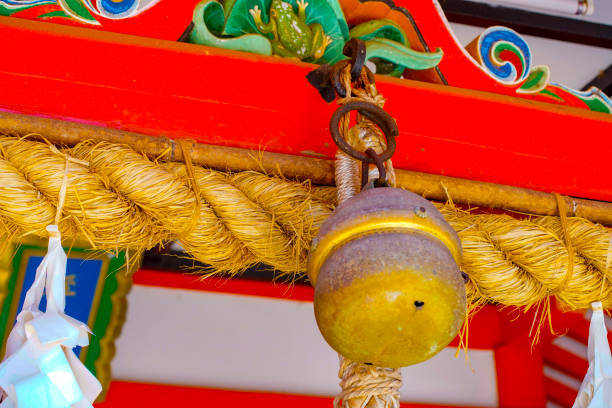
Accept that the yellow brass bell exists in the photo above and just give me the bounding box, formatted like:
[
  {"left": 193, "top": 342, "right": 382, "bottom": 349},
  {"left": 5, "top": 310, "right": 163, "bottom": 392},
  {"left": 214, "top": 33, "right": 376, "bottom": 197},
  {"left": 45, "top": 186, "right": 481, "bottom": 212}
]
[{"left": 307, "top": 187, "right": 466, "bottom": 368}]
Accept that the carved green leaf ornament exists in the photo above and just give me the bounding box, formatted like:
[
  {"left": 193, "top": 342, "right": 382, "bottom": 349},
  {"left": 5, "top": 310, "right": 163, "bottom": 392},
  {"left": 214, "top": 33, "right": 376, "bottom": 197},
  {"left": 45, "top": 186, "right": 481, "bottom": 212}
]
[
  {"left": 349, "top": 19, "right": 443, "bottom": 76},
  {"left": 189, "top": 0, "right": 443, "bottom": 72},
  {"left": 191, "top": 0, "right": 273, "bottom": 56}
]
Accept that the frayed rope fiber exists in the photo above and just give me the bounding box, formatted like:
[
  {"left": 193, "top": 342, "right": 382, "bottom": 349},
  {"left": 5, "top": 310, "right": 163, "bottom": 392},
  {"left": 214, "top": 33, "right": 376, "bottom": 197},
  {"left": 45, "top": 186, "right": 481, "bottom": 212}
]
[{"left": 0, "top": 137, "right": 610, "bottom": 310}]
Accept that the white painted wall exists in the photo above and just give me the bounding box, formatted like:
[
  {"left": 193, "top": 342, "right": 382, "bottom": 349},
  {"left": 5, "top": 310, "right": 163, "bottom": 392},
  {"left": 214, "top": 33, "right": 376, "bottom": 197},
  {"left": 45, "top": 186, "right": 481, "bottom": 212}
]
[{"left": 112, "top": 285, "right": 499, "bottom": 407}]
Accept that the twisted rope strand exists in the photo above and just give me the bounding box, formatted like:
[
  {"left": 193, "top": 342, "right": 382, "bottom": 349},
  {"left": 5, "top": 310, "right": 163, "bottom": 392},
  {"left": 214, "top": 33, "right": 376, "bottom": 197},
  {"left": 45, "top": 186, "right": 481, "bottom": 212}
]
[
  {"left": 334, "top": 356, "right": 402, "bottom": 408},
  {"left": 438, "top": 207, "right": 612, "bottom": 309},
  {"left": 0, "top": 137, "right": 610, "bottom": 308},
  {"left": 0, "top": 138, "right": 156, "bottom": 250}
]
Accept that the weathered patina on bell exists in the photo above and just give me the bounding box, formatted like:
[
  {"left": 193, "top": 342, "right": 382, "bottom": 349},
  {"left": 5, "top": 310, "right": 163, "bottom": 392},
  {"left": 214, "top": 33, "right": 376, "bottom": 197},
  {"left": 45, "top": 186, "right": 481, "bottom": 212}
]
[{"left": 307, "top": 187, "right": 466, "bottom": 368}]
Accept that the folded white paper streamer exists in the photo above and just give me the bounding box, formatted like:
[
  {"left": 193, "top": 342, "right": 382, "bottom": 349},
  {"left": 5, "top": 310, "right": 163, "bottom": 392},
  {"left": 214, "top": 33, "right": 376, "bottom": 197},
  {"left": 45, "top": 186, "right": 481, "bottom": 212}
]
[
  {"left": 572, "top": 302, "right": 612, "bottom": 408},
  {"left": 0, "top": 225, "right": 102, "bottom": 408}
]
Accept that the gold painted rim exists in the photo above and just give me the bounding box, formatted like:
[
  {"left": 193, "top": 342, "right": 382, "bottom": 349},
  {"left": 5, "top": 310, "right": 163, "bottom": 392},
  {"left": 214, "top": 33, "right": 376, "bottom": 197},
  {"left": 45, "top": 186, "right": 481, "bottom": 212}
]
[{"left": 308, "top": 217, "right": 461, "bottom": 285}]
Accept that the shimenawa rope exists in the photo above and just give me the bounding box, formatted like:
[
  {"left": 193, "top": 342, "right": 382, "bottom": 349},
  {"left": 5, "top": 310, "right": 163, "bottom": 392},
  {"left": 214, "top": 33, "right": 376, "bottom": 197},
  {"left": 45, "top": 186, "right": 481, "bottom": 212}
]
[{"left": 0, "top": 136, "right": 610, "bottom": 309}]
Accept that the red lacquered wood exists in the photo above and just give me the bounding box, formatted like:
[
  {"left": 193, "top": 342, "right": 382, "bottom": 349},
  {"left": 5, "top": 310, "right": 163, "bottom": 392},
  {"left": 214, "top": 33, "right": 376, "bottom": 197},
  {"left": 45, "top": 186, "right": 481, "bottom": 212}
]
[
  {"left": 133, "top": 268, "right": 315, "bottom": 301},
  {"left": 495, "top": 345, "right": 547, "bottom": 408},
  {"left": 94, "top": 381, "right": 494, "bottom": 408},
  {"left": 490, "top": 307, "right": 548, "bottom": 408},
  {"left": 567, "top": 322, "right": 612, "bottom": 347},
  {"left": 542, "top": 344, "right": 588, "bottom": 381},
  {"left": 567, "top": 323, "right": 590, "bottom": 345},
  {"left": 393, "top": 2, "right": 530, "bottom": 95},
  {"left": 0, "top": 17, "right": 610, "bottom": 201},
  {"left": 393, "top": 0, "right": 586, "bottom": 111},
  {"left": 550, "top": 308, "right": 612, "bottom": 347},
  {"left": 544, "top": 377, "right": 578, "bottom": 408},
  {"left": 1, "top": 0, "right": 603, "bottom": 111},
  {"left": 10, "top": 0, "right": 198, "bottom": 40}
]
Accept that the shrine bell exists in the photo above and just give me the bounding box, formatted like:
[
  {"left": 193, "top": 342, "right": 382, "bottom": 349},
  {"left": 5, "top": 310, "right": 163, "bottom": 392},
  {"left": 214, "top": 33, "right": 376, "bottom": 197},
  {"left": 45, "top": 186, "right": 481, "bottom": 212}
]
[{"left": 307, "top": 187, "right": 466, "bottom": 368}]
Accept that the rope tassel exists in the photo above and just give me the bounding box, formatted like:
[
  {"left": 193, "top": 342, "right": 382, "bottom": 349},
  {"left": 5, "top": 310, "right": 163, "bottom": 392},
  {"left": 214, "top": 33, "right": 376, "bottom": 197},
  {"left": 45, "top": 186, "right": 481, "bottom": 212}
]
[{"left": 0, "top": 137, "right": 610, "bottom": 309}]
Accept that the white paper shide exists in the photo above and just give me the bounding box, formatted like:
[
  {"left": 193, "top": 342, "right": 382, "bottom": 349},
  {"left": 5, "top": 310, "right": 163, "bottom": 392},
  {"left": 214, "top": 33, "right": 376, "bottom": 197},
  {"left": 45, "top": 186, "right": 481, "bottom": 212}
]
[
  {"left": 572, "top": 302, "right": 612, "bottom": 408},
  {"left": 0, "top": 225, "right": 102, "bottom": 408}
]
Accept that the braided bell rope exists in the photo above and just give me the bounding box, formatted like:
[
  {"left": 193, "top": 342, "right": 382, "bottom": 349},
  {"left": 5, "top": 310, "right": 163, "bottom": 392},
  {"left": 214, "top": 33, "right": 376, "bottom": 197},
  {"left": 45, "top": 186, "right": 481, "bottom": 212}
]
[
  {"left": 334, "top": 355, "right": 401, "bottom": 408},
  {"left": 0, "top": 136, "right": 610, "bottom": 310}
]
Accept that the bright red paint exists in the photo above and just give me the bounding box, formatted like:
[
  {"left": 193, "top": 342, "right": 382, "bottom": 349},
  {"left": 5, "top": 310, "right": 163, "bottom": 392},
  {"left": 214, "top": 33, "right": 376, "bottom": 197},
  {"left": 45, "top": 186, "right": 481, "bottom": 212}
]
[
  {"left": 4, "top": 0, "right": 597, "bottom": 112},
  {"left": 133, "top": 268, "right": 315, "bottom": 301},
  {"left": 545, "top": 377, "right": 579, "bottom": 408},
  {"left": 0, "top": 17, "right": 610, "bottom": 201},
  {"left": 10, "top": 0, "right": 198, "bottom": 40},
  {"left": 543, "top": 343, "right": 588, "bottom": 381},
  {"left": 401, "top": 2, "right": 576, "bottom": 106},
  {"left": 495, "top": 345, "right": 547, "bottom": 408},
  {"left": 550, "top": 306, "right": 612, "bottom": 350},
  {"left": 94, "top": 381, "right": 494, "bottom": 408},
  {"left": 541, "top": 306, "right": 607, "bottom": 407},
  {"left": 491, "top": 308, "right": 551, "bottom": 408}
]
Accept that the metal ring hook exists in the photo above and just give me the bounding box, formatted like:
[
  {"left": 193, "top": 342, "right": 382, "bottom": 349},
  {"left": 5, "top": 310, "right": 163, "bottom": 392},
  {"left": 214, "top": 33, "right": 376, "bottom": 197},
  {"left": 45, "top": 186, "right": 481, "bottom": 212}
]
[
  {"left": 329, "top": 101, "right": 398, "bottom": 163},
  {"left": 330, "top": 39, "right": 375, "bottom": 98},
  {"left": 343, "top": 38, "right": 367, "bottom": 82},
  {"left": 361, "top": 148, "right": 388, "bottom": 188}
]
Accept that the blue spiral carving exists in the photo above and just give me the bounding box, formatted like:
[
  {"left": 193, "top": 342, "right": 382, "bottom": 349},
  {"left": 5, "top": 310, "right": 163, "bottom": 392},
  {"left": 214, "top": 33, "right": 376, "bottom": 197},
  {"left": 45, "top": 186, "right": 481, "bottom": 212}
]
[
  {"left": 478, "top": 26, "right": 531, "bottom": 84},
  {"left": 99, "top": 0, "right": 136, "bottom": 14}
]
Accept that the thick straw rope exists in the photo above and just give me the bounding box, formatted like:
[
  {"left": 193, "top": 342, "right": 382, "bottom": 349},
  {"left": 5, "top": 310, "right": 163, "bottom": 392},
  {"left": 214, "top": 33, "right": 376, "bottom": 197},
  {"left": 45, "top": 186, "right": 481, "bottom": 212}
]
[{"left": 0, "top": 136, "right": 610, "bottom": 309}]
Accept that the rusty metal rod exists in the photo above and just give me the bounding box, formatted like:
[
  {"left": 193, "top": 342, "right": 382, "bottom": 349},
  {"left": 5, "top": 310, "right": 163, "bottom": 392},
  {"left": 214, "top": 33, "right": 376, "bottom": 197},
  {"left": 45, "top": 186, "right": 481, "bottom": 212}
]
[{"left": 0, "top": 111, "right": 610, "bottom": 225}]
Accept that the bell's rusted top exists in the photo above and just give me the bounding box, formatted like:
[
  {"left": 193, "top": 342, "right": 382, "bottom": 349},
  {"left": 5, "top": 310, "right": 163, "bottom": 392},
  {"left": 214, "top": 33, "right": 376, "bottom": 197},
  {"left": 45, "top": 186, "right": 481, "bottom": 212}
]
[{"left": 308, "top": 187, "right": 461, "bottom": 286}]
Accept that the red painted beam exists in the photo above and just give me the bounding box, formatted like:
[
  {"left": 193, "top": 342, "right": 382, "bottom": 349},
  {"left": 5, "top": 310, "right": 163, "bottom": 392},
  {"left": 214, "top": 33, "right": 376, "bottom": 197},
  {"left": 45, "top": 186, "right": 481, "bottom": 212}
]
[
  {"left": 94, "top": 381, "right": 493, "bottom": 408},
  {"left": 495, "top": 345, "right": 547, "bottom": 408},
  {"left": 490, "top": 308, "right": 548, "bottom": 408},
  {"left": 542, "top": 344, "right": 588, "bottom": 381},
  {"left": 544, "top": 377, "right": 578, "bottom": 408},
  {"left": 133, "top": 268, "right": 315, "bottom": 301},
  {"left": 567, "top": 322, "right": 590, "bottom": 345},
  {"left": 564, "top": 317, "right": 612, "bottom": 347},
  {"left": 0, "top": 17, "right": 611, "bottom": 201}
]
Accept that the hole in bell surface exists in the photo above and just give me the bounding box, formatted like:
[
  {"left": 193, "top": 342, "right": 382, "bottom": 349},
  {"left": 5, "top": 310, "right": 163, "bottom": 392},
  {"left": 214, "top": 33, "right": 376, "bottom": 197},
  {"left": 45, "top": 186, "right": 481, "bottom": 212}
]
[{"left": 414, "top": 300, "right": 425, "bottom": 308}]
